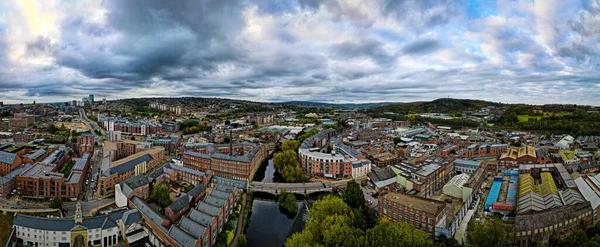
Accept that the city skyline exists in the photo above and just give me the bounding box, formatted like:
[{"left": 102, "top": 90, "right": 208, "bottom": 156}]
[{"left": 1, "top": 0, "right": 599, "bottom": 105}]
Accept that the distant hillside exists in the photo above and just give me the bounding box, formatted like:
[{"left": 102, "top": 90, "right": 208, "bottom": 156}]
[
  {"left": 279, "top": 101, "right": 399, "bottom": 109},
  {"left": 368, "top": 98, "right": 505, "bottom": 115}
]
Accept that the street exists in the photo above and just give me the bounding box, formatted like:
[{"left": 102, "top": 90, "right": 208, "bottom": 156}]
[
  {"left": 63, "top": 198, "right": 114, "bottom": 217},
  {"left": 85, "top": 148, "right": 103, "bottom": 201},
  {"left": 361, "top": 185, "right": 378, "bottom": 209}
]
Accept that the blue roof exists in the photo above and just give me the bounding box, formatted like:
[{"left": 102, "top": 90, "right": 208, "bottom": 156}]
[{"left": 484, "top": 177, "right": 503, "bottom": 211}]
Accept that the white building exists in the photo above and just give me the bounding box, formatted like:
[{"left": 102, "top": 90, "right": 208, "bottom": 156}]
[
  {"left": 351, "top": 160, "right": 372, "bottom": 178},
  {"left": 11, "top": 203, "right": 145, "bottom": 247},
  {"left": 442, "top": 173, "right": 473, "bottom": 202}
]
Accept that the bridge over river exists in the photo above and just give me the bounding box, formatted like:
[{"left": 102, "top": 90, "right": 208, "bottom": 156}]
[{"left": 249, "top": 177, "right": 367, "bottom": 195}]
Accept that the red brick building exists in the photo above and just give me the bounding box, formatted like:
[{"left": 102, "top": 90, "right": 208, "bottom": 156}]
[
  {"left": 0, "top": 151, "right": 22, "bottom": 176},
  {"left": 379, "top": 192, "right": 446, "bottom": 239},
  {"left": 183, "top": 142, "right": 271, "bottom": 181},
  {"left": 77, "top": 133, "right": 95, "bottom": 155}
]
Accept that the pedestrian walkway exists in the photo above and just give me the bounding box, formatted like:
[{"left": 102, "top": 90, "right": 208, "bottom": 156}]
[{"left": 229, "top": 193, "right": 247, "bottom": 247}]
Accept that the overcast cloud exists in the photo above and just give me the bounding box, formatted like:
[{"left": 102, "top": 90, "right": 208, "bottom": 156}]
[{"left": 0, "top": 0, "right": 599, "bottom": 104}]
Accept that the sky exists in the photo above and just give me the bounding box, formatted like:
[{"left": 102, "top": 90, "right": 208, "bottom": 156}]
[{"left": 0, "top": 0, "right": 599, "bottom": 105}]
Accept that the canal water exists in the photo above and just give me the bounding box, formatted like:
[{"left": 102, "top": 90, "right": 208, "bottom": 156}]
[{"left": 245, "top": 159, "right": 304, "bottom": 247}]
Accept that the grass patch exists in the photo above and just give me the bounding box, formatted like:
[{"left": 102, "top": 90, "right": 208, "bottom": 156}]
[
  {"left": 517, "top": 115, "right": 544, "bottom": 122},
  {"left": 0, "top": 213, "right": 15, "bottom": 245}
]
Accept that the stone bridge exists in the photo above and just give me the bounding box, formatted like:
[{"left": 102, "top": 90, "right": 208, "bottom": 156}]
[{"left": 249, "top": 178, "right": 367, "bottom": 195}]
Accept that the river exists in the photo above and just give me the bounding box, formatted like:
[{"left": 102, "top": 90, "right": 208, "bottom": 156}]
[{"left": 245, "top": 159, "right": 303, "bottom": 247}]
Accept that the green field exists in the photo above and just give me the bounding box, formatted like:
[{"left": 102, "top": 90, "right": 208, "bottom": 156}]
[{"left": 517, "top": 115, "right": 544, "bottom": 122}]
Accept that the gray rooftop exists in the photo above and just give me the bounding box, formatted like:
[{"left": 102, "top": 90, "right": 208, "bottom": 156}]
[
  {"left": 0, "top": 164, "right": 32, "bottom": 184},
  {"left": 168, "top": 226, "right": 197, "bottom": 247},
  {"left": 204, "top": 195, "right": 226, "bottom": 208},
  {"left": 196, "top": 201, "right": 220, "bottom": 217},
  {"left": 109, "top": 154, "right": 153, "bottom": 175},
  {"left": 188, "top": 184, "right": 206, "bottom": 198},
  {"left": 188, "top": 209, "right": 215, "bottom": 227},
  {"left": 131, "top": 196, "right": 168, "bottom": 232},
  {"left": 24, "top": 149, "right": 47, "bottom": 162},
  {"left": 13, "top": 214, "right": 75, "bottom": 231},
  {"left": 179, "top": 217, "right": 208, "bottom": 239},
  {"left": 72, "top": 152, "right": 90, "bottom": 171},
  {"left": 0, "top": 151, "right": 17, "bottom": 164},
  {"left": 168, "top": 195, "right": 192, "bottom": 213},
  {"left": 210, "top": 189, "right": 231, "bottom": 201}
]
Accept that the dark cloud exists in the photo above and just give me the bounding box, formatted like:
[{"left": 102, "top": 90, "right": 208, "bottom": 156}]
[
  {"left": 57, "top": 0, "right": 247, "bottom": 82},
  {"left": 0, "top": 0, "right": 599, "bottom": 104},
  {"left": 331, "top": 39, "right": 396, "bottom": 65},
  {"left": 401, "top": 38, "right": 440, "bottom": 55}
]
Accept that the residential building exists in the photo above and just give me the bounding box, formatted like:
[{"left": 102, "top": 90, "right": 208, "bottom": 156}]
[
  {"left": 0, "top": 151, "right": 23, "bottom": 176},
  {"left": 183, "top": 142, "right": 270, "bottom": 181},
  {"left": 11, "top": 206, "right": 145, "bottom": 247},
  {"left": 0, "top": 164, "right": 31, "bottom": 198},
  {"left": 9, "top": 114, "right": 35, "bottom": 128},
  {"left": 15, "top": 152, "right": 88, "bottom": 200},
  {"left": 99, "top": 147, "right": 165, "bottom": 196},
  {"left": 13, "top": 132, "right": 35, "bottom": 143},
  {"left": 77, "top": 133, "right": 95, "bottom": 155},
  {"left": 378, "top": 192, "right": 446, "bottom": 239}
]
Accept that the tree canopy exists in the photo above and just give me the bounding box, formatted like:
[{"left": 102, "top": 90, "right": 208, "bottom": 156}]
[
  {"left": 285, "top": 195, "right": 433, "bottom": 247},
  {"left": 273, "top": 150, "right": 305, "bottom": 182},
  {"left": 50, "top": 198, "right": 63, "bottom": 209},
  {"left": 466, "top": 218, "right": 513, "bottom": 247},
  {"left": 151, "top": 184, "right": 172, "bottom": 208},
  {"left": 282, "top": 140, "right": 300, "bottom": 152},
  {"left": 342, "top": 180, "right": 366, "bottom": 209},
  {"left": 278, "top": 189, "right": 297, "bottom": 215}
]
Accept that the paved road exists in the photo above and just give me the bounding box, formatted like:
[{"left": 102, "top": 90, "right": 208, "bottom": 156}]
[
  {"left": 228, "top": 193, "right": 247, "bottom": 247},
  {"left": 85, "top": 148, "right": 103, "bottom": 201},
  {"left": 63, "top": 198, "right": 114, "bottom": 217},
  {"left": 361, "top": 185, "right": 378, "bottom": 209}
]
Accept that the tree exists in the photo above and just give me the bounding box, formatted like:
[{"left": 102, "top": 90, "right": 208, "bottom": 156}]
[
  {"left": 278, "top": 189, "right": 297, "bottom": 214},
  {"left": 365, "top": 222, "right": 433, "bottom": 247},
  {"left": 273, "top": 150, "right": 305, "bottom": 182},
  {"left": 151, "top": 184, "right": 172, "bottom": 208},
  {"left": 393, "top": 137, "right": 402, "bottom": 145},
  {"left": 48, "top": 124, "right": 58, "bottom": 134},
  {"left": 273, "top": 150, "right": 299, "bottom": 171},
  {"left": 282, "top": 140, "right": 300, "bottom": 152},
  {"left": 281, "top": 164, "right": 304, "bottom": 182},
  {"left": 466, "top": 218, "right": 513, "bottom": 247},
  {"left": 50, "top": 198, "right": 63, "bottom": 209},
  {"left": 323, "top": 124, "right": 335, "bottom": 130},
  {"left": 236, "top": 234, "right": 247, "bottom": 247},
  {"left": 342, "top": 180, "right": 365, "bottom": 208},
  {"left": 286, "top": 195, "right": 434, "bottom": 247}
]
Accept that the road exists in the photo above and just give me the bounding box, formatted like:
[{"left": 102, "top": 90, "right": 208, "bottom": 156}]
[
  {"left": 63, "top": 198, "right": 114, "bottom": 217},
  {"left": 79, "top": 108, "right": 105, "bottom": 136},
  {"left": 361, "top": 185, "right": 378, "bottom": 210},
  {"left": 85, "top": 148, "right": 103, "bottom": 201}
]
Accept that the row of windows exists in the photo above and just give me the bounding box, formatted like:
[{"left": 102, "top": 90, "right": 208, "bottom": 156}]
[{"left": 515, "top": 211, "right": 591, "bottom": 237}]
